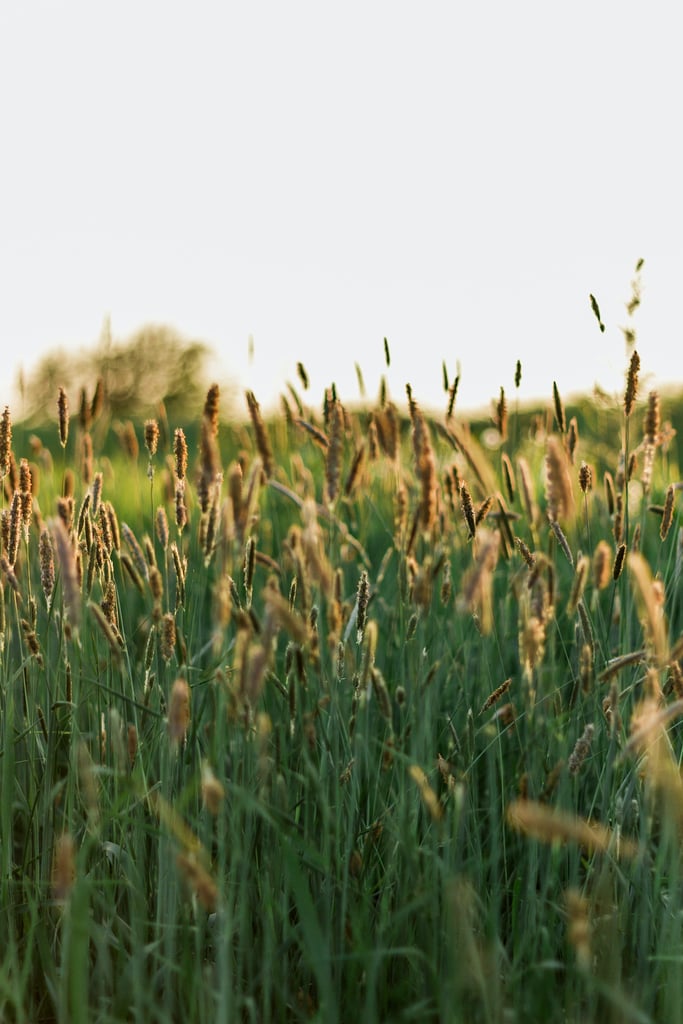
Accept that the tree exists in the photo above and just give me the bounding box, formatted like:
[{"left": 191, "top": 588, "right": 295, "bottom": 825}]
[{"left": 19, "top": 319, "right": 231, "bottom": 425}]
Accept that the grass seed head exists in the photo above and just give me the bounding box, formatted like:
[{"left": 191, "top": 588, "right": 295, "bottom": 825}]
[
  {"left": 0, "top": 406, "right": 12, "bottom": 479},
  {"left": 660, "top": 484, "right": 675, "bottom": 541},
  {"left": 545, "top": 435, "right": 575, "bottom": 523},
  {"left": 568, "top": 723, "right": 594, "bottom": 775},
  {"left": 168, "top": 678, "right": 191, "bottom": 745},
  {"left": 624, "top": 349, "right": 640, "bottom": 417}
]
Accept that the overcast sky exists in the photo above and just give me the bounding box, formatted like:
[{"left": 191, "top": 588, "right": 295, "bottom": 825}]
[{"left": 1, "top": 2, "right": 681, "bottom": 420}]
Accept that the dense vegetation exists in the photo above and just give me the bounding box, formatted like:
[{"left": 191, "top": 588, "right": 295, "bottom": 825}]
[{"left": 0, "top": 333, "right": 681, "bottom": 1022}]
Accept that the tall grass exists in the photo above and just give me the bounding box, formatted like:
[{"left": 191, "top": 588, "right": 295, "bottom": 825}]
[{"left": 0, "top": 337, "right": 682, "bottom": 1023}]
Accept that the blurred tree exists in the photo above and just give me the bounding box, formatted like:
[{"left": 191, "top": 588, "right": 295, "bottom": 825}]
[{"left": 19, "top": 319, "right": 228, "bottom": 425}]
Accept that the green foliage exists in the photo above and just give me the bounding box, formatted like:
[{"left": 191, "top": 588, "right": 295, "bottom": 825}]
[{"left": 0, "top": 349, "right": 682, "bottom": 1023}]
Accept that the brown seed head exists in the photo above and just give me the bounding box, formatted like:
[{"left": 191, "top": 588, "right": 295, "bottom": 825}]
[
  {"left": 545, "top": 435, "right": 575, "bottom": 523},
  {"left": 460, "top": 482, "right": 476, "bottom": 539},
  {"left": 203, "top": 383, "right": 220, "bottom": 437},
  {"left": 39, "top": 527, "right": 55, "bottom": 606},
  {"left": 660, "top": 484, "right": 676, "bottom": 542},
  {"left": 0, "top": 406, "right": 12, "bottom": 479},
  {"left": 161, "top": 611, "right": 177, "bottom": 662},
  {"left": 496, "top": 387, "right": 508, "bottom": 441},
  {"left": 579, "top": 461, "right": 592, "bottom": 495},
  {"left": 624, "top": 349, "right": 640, "bottom": 417},
  {"left": 144, "top": 419, "right": 160, "bottom": 458},
  {"left": 174, "top": 427, "right": 188, "bottom": 482},
  {"left": 552, "top": 381, "right": 566, "bottom": 434},
  {"left": 81, "top": 433, "right": 93, "bottom": 485},
  {"left": 568, "top": 723, "right": 594, "bottom": 775},
  {"left": 57, "top": 388, "right": 69, "bottom": 448},
  {"left": 168, "top": 678, "right": 191, "bottom": 745},
  {"left": 245, "top": 390, "right": 273, "bottom": 478}
]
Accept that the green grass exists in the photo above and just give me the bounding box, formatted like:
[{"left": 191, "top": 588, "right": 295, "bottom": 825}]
[{"left": 1, "top": 354, "right": 682, "bottom": 1023}]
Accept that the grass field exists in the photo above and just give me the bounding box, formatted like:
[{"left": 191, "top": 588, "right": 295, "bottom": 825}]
[{"left": 0, "top": 340, "right": 682, "bottom": 1023}]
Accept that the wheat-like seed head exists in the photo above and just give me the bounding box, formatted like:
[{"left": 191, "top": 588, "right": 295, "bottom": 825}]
[
  {"left": 545, "top": 435, "right": 575, "bottom": 523},
  {"left": 624, "top": 349, "right": 640, "bottom": 417}
]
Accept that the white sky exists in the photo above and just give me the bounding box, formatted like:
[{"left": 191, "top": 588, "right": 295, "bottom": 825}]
[{"left": 1, "top": 2, "right": 681, "bottom": 420}]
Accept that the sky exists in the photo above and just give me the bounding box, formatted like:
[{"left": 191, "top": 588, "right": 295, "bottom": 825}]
[{"left": 1, "top": 2, "right": 681, "bottom": 422}]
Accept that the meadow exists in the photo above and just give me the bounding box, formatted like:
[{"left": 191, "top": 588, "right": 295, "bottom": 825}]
[{"left": 0, "top": 334, "right": 681, "bottom": 1023}]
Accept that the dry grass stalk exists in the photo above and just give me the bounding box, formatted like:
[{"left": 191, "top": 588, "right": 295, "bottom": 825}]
[
  {"left": 613, "top": 542, "right": 627, "bottom": 581},
  {"left": 545, "top": 435, "right": 575, "bottom": 523},
  {"left": 246, "top": 390, "right": 274, "bottom": 478},
  {"left": 39, "top": 527, "right": 55, "bottom": 608},
  {"left": 460, "top": 482, "right": 476, "bottom": 539},
  {"left": 296, "top": 418, "right": 329, "bottom": 450},
  {"left": 408, "top": 395, "right": 438, "bottom": 532},
  {"left": 567, "top": 556, "right": 589, "bottom": 618},
  {"left": 158, "top": 614, "right": 176, "bottom": 663},
  {"left": 517, "top": 457, "right": 537, "bottom": 529},
  {"left": 299, "top": 499, "right": 333, "bottom": 599},
  {"left": 0, "top": 406, "right": 11, "bottom": 479},
  {"left": 101, "top": 579, "right": 117, "bottom": 628},
  {"left": 203, "top": 383, "right": 220, "bottom": 438},
  {"left": 121, "top": 522, "right": 149, "bottom": 581},
  {"left": 7, "top": 490, "right": 20, "bottom": 566},
  {"left": 552, "top": 381, "right": 566, "bottom": 434},
  {"left": 344, "top": 444, "right": 365, "bottom": 497},
  {"left": 173, "top": 427, "right": 188, "bottom": 483},
  {"left": 579, "top": 461, "right": 592, "bottom": 495},
  {"left": 201, "top": 760, "right": 225, "bottom": 816},
  {"left": 168, "top": 678, "right": 191, "bottom": 745},
  {"left": 440, "top": 559, "right": 452, "bottom": 605},
  {"left": 598, "top": 651, "right": 647, "bottom": 684},
  {"left": 198, "top": 415, "right": 221, "bottom": 514},
  {"left": 641, "top": 391, "right": 660, "bottom": 493},
  {"left": 496, "top": 388, "right": 508, "bottom": 441},
  {"left": 627, "top": 553, "right": 669, "bottom": 665},
  {"left": 1, "top": 554, "right": 22, "bottom": 603},
  {"left": 622, "top": 698, "right": 683, "bottom": 829},
  {"left": 88, "top": 601, "right": 123, "bottom": 662},
  {"left": 409, "top": 764, "right": 444, "bottom": 822},
  {"left": 592, "top": 540, "right": 611, "bottom": 590},
  {"left": 325, "top": 398, "right": 344, "bottom": 505},
  {"left": 479, "top": 677, "right": 512, "bottom": 715},
  {"left": 566, "top": 417, "right": 579, "bottom": 463},
  {"left": 660, "top": 484, "right": 675, "bottom": 541},
  {"left": 579, "top": 641, "right": 593, "bottom": 694},
  {"left": 371, "top": 668, "right": 393, "bottom": 725},
  {"left": 103, "top": 502, "right": 120, "bottom": 552},
  {"left": 144, "top": 419, "right": 160, "bottom": 458},
  {"left": 475, "top": 495, "right": 494, "bottom": 528},
  {"left": 515, "top": 536, "right": 535, "bottom": 570},
  {"left": 80, "top": 432, "right": 93, "bottom": 485},
  {"left": 624, "top": 350, "right": 640, "bottom": 417},
  {"left": 549, "top": 518, "right": 574, "bottom": 568},
  {"left": 446, "top": 373, "right": 460, "bottom": 420},
  {"left": 501, "top": 452, "right": 516, "bottom": 504},
  {"left": 604, "top": 471, "right": 616, "bottom": 516},
  {"left": 57, "top": 388, "right": 69, "bottom": 449},
  {"left": 507, "top": 799, "right": 636, "bottom": 858}
]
